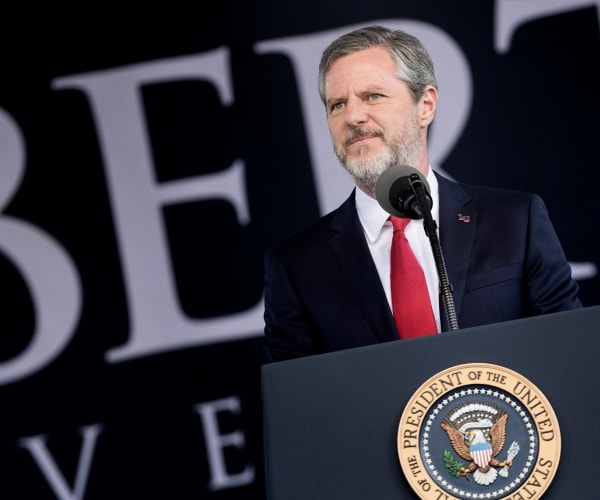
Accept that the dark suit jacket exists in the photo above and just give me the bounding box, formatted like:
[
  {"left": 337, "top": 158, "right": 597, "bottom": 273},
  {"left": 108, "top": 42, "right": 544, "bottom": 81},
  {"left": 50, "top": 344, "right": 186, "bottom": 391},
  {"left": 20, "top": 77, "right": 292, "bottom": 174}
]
[{"left": 263, "top": 173, "right": 582, "bottom": 362}]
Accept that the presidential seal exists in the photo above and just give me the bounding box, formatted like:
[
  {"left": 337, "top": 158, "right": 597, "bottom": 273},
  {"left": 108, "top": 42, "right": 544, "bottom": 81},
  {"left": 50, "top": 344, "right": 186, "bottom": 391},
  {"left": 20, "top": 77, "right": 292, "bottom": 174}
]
[{"left": 397, "top": 363, "right": 561, "bottom": 499}]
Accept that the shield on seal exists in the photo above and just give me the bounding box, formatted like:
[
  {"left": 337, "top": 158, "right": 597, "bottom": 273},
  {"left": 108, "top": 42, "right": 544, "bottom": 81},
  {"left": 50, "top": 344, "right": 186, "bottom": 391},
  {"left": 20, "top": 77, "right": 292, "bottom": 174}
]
[{"left": 471, "top": 441, "right": 492, "bottom": 468}]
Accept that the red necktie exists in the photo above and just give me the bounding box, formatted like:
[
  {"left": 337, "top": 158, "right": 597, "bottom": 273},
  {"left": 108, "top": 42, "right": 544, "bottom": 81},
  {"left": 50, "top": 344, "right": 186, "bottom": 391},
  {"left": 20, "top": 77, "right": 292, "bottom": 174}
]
[{"left": 389, "top": 216, "right": 437, "bottom": 339}]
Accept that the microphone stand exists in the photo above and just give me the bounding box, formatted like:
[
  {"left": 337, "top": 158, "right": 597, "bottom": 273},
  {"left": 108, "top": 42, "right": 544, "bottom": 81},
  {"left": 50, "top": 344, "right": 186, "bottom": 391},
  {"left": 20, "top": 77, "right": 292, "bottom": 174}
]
[{"left": 409, "top": 174, "right": 459, "bottom": 332}]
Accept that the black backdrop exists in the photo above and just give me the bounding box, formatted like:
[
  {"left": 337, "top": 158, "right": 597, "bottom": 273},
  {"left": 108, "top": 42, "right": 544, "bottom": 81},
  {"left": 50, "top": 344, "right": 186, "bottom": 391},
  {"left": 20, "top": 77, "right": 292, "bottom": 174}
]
[{"left": 1, "top": 2, "right": 598, "bottom": 499}]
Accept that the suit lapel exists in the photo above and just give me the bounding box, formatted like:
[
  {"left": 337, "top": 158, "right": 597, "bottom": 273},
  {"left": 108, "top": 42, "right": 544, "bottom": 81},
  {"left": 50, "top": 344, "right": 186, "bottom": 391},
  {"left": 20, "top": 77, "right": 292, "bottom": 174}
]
[
  {"left": 436, "top": 174, "right": 477, "bottom": 330},
  {"left": 328, "top": 192, "right": 399, "bottom": 344}
]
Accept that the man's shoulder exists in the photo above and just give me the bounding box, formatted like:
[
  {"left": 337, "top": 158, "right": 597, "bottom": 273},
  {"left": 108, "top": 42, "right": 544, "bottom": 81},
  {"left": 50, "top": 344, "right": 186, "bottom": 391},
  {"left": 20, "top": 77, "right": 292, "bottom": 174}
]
[
  {"left": 267, "top": 192, "right": 357, "bottom": 255},
  {"left": 436, "top": 172, "right": 541, "bottom": 205},
  {"left": 275, "top": 211, "right": 337, "bottom": 246}
]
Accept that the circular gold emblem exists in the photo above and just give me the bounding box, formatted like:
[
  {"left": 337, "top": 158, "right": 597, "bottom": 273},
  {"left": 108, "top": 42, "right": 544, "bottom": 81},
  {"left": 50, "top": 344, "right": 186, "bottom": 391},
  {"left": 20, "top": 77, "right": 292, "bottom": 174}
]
[{"left": 397, "top": 363, "right": 561, "bottom": 499}]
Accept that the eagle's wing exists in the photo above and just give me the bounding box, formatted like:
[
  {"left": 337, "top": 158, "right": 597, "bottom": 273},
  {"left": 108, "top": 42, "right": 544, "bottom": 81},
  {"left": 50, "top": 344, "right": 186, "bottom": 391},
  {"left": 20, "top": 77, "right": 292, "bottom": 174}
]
[
  {"left": 490, "top": 413, "right": 508, "bottom": 456},
  {"left": 440, "top": 422, "right": 472, "bottom": 461}
]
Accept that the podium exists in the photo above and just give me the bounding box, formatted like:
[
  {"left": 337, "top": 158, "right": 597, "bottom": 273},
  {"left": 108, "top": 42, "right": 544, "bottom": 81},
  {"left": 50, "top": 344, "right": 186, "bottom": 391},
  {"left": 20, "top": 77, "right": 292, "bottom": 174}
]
[{"left": 261, "top": 306, "right": 600, "bottom": 499}]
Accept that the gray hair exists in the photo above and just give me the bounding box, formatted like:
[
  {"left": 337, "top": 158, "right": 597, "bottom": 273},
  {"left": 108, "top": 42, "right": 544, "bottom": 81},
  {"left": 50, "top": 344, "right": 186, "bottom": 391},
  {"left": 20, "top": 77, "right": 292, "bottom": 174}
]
[{"left": 318, "top": 25, "right": 438, "bottom": 106}]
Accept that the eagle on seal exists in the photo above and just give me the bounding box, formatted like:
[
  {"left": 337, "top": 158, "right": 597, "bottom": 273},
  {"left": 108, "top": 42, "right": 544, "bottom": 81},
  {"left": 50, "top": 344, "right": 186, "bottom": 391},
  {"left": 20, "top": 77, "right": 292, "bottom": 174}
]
[{"left": 441, "top": 412, "right": 513, "bottom": 485}]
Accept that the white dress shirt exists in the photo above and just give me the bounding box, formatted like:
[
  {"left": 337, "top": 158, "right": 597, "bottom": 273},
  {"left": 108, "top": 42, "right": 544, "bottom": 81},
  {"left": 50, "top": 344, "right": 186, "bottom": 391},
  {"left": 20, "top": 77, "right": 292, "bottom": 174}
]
[{"left": 355, "top": 169, "right": 441, "bottom": 331}]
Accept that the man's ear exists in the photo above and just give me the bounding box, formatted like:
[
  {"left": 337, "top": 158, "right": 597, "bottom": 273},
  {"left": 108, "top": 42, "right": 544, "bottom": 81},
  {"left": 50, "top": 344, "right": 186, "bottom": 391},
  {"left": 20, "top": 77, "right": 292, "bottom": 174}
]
[{"left": 419, "top": 85, "right": 438, "bottom": 127}]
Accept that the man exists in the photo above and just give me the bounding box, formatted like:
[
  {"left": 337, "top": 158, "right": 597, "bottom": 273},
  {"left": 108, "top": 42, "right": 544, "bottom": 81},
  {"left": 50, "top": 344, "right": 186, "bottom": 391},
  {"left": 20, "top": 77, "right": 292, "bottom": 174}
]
[{"left": 262, "top": 25, "right": 582, "bottom": 362}]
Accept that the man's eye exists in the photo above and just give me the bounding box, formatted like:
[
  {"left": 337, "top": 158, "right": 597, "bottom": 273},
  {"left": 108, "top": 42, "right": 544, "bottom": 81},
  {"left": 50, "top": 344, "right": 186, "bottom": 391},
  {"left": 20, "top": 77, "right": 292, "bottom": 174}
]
[
  {"left": 332, "top": 102, "right": 345, "bottom": 111},
  {"left": 368, "top": 94, "right": 382, "bottom": 101}
]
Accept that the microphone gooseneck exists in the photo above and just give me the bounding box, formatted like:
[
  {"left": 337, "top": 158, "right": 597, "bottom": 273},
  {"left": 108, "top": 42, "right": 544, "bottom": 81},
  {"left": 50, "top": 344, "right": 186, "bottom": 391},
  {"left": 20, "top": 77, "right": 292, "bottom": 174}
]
[{"left": 375, "top": 165, "right": 459, "bottom": 332}]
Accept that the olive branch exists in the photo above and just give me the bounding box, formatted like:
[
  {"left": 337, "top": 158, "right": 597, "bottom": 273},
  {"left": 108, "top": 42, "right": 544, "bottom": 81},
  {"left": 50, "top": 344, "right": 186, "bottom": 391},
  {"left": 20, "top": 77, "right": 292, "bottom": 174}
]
[{"left": 443, "top": 449, "right": 464, "bottom": 477}]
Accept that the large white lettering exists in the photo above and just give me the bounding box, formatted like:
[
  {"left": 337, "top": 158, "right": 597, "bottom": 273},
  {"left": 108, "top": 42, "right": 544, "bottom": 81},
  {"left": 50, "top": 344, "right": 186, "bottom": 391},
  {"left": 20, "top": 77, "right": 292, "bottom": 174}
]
[
  {"left": 194, "top": 396, "right": 254, "bottom": 491},
  {"left": 18, "top": 424, "right": 104, "bottom": 500},
  {"left": 2, "top": 11, "right": 595, "bottom": 383},
  {"left": 52, "top": 50, "right": 264, "bottom": 363},
  {"left": 495, "top": 0, "right": 600, "bottom": 53},
  {"left": 494, "top": 0, "right": 599, "bottom": 281},
  {"left": 0, "top": 109, "right": 81, "bottom": 386}
]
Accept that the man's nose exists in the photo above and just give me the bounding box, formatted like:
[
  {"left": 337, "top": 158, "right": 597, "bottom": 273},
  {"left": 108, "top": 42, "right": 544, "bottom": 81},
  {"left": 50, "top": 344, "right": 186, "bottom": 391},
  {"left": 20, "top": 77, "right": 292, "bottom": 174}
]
[{"left": 343, "top": 98, "right": 369, "bottom": 126}]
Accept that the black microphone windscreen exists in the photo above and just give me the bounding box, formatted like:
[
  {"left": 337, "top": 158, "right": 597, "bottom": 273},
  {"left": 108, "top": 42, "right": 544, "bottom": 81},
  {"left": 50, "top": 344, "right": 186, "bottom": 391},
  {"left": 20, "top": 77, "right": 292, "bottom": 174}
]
[{"left": 375, "top": 165, "right": 431, "bottom": 219}]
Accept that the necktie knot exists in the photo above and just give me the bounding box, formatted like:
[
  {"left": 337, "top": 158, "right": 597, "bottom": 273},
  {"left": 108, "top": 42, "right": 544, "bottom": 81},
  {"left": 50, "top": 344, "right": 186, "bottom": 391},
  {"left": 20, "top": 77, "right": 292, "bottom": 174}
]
[{"left": 389, "top": 215, "right": 410, "bottom": 232}]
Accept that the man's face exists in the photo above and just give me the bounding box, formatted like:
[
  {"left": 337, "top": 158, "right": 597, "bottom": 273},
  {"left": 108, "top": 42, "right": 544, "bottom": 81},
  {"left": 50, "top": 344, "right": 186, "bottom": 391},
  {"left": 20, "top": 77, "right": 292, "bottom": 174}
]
[{"left": 324, "top": 46, "right": 426, "bottom": 195}]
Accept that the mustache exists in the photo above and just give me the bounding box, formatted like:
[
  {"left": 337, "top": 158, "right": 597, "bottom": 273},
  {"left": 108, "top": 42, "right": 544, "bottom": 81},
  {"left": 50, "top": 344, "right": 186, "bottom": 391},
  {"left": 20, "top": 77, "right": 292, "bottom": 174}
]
[{"left": 343, "top": 127, "right": 383, "bottom": 146}]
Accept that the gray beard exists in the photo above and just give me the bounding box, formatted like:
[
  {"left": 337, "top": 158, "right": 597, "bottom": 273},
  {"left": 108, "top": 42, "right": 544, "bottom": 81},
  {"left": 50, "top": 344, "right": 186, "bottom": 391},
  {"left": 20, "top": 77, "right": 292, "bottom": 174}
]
[{"left": 336, "top": 118, "right": 422, "bottom": 196}]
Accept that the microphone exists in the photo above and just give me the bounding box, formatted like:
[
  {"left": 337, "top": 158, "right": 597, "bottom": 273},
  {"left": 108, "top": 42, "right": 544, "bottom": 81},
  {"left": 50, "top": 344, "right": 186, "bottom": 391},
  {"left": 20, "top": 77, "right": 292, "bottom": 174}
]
[
  {"left": 375, "top": 164, "right": 460, "bottom": 332},
  {"left": 375, "top": 165, "right": 432, "bottom": 219}
]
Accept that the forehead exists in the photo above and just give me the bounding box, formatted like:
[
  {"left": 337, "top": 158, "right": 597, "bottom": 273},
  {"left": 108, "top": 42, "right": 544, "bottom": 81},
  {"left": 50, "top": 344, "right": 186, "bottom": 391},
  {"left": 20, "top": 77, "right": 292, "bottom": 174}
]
[{"left": 325, "top": 46, "right": 399, "bottom": 96}]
